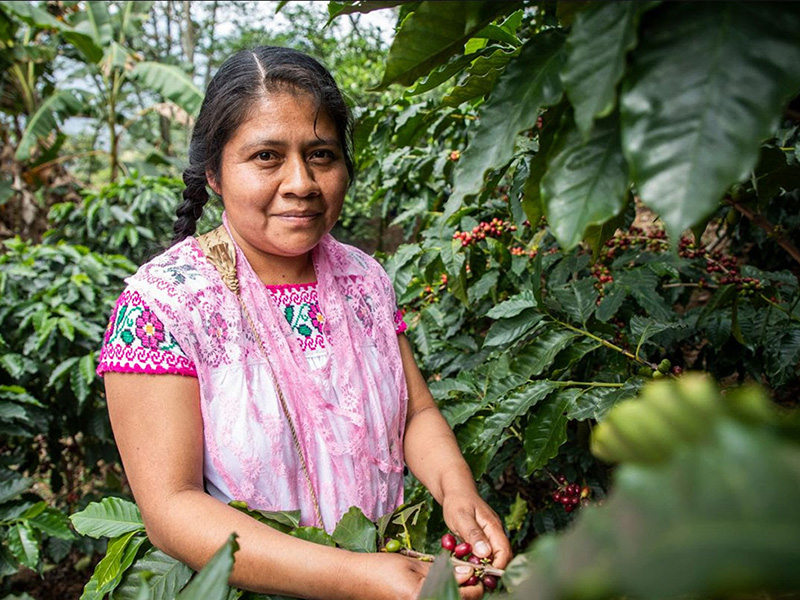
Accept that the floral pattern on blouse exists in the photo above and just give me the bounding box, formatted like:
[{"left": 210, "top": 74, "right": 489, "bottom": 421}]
[{"left": 98, "top": 282, "right": 407, "bottom": 377}]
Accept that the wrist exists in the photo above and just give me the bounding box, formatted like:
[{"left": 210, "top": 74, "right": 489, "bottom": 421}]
[{"left": 437, "top": 465, "right": 478, "bottom": 505}]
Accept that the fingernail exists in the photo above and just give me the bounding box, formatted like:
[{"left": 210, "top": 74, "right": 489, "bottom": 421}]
[
  {"left": 475, "top": 541, "right": 491, "bottom": 556},
  {"left": 455, "top": 566, "right": 472, "bottom": 575}
]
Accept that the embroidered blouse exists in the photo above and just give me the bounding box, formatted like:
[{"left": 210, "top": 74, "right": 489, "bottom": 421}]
[
  {"left": 97, "top": 282, "right": 408, "bottom": 377},
  {"left": 96, "top": 225, "right": 409, "bottom": 531}
]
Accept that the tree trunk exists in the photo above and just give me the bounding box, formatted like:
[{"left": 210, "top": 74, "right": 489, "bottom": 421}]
[
  {"left": 204, "top": 0, "right": 219, "bottom": 89},
  {"left": 181, "top": 0, "right": 196, "bottom": 72}
]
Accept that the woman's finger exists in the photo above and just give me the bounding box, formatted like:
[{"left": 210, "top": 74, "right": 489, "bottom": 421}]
[{"left": 476, "top": 509, "right": 513, "bottom": 569}]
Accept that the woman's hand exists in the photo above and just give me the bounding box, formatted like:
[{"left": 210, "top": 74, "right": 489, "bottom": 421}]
[
  {"left": 442, "top": 491, "right": 513, "bottom": 571},
  {"left": 351, "top": 552, "right": 487, "bottom": 600}
]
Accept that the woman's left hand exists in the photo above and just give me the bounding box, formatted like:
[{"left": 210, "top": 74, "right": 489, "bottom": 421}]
[{"left": 442, "top": 491, "right": 513, "bottom": 570}]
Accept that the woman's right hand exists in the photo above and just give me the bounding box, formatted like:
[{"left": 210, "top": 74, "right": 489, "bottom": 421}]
[{"left": 348, "top": 552, "right": 485, "bottom": 600}]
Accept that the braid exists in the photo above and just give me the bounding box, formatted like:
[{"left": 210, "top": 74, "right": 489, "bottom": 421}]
[{"left": 172, "top": 167, "right": 210, "bottom": 245}]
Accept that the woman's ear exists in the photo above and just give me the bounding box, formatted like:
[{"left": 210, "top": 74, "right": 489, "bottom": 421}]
[{"left": 206, "top": 171, "right": 221, "bottom": 196}]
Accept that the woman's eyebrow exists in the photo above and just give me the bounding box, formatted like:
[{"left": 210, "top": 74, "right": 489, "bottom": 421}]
[{"left": 241, "top": 137, "right": 340, "bottom": 151}]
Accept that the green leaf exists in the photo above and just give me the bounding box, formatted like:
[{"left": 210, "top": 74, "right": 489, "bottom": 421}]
[
  {"left": 375, "top": 1, "right": 519, "bottom": 89},
  {"left": 550, "top": 277, "right": 599, "bottom": 326},
  {"left": 332, "top": 506, "right": 377, "bottom": 553},
  {"left": 541, "top": 113, "right": 629, "bottom": 250},
  {"left": 15, "top": 89, "right": 86, "bottom": 161},
  {"left": 0, "top": 473, "right": 32, "bottom": 503},
  {"left": 0, "top": 0, "right": 101, "bottom": 62},
  {"left": 129, "top": 62, "right": 204, "bottom": 116},
  {"left": 620, "top": 3, "right": 800, "bottom": 241},
  {"left": 417, "top": 553, "right": 461, "bottom": 600},
  {"left": 439, "top": 397, "right": 487, "bottom": 428},
  {"left": 595, "top": 285, "right": 628, "bottom": 322},
  {"left": 81, "top": 0, "right": 113, "bottom": 45},
  {"left": 442, "top": 47, "right": 518, "bottom": 107},
  {"left": 29, "top": 508, "right": 75, "bottom": 540},
  {"left": 47, "top": 356, "right": 80, "bottom": 388},
  {"left": 115, "top": 548, "right": 193, "bottom": 600},
  {"left": 505, "top": 493, "right": 529, "bottom": 532},
  {"left": 289, "top": 527, "right": 337, "bottom": 547},
  {"left": 90, "top": 531, "right": 138, "bottom": 592},
  {"left": 327, "top": 1, "right": 411, "bottom": 24},
  {"left": 7, "top": 522, "right": 39, "bottom": 570},
  {"left": 616, "top": 267, "right": 673, "bottom": 321},
  {"left": 70, "top": 354, "right": 94, "bottom": 409},
  {"left": 70, "top": 497, "right": 144, "bottom": 539},
  {"left": 448, "top": 30, "right": 566, "bottom": 217},
  {"left": 567, "top": 381, "right": 641, "bottom": 421},
  {"left": 524, "top": 389, "right": 577, "bottom": 475},
  {"left": 485, "top": 290, "right": 537, "bottom": 319},
  {"left": 484, "top": 309, "right": 544, "bottom": 347},
  {"left": 513, "top": 329, "right": 579, "bottom": 378},
  {"left": 176, "top": 534, "right": 239, "bottom": 600},
  {"left": 474, "top": 381, "right": 556, "bottom": 451},
  {"left": 561, "top": 1, "right": 641, "bottom": 136}
]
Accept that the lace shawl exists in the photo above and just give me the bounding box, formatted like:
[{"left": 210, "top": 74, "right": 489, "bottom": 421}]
[{"left": 123, "top": 218, "right": 408, "bottom": 530}]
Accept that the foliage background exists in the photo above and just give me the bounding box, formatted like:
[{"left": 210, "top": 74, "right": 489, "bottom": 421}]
[{"left": 0, "top": 1, "right": 799, "bottom": 599}]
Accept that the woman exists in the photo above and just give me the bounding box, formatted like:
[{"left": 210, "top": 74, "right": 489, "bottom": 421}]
[{"left": 98, "top": 46, "right": 511, "bottom": 599}]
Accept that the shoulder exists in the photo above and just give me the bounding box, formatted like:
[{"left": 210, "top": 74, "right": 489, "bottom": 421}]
[{"left": 126, "top": 238, "right": 215, "bottom": 299}]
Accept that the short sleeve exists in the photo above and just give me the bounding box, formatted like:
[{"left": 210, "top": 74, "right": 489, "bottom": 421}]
[
  {"left": 97, "top": 288, "right": 197, "bottom": 378},
  {"left": 394, "top": 309, "right": 408, "bottom": 335}
]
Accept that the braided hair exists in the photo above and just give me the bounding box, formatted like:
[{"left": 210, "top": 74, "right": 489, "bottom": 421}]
[{"left": 171, "top": 46, "right": 354, "bottom": 245}]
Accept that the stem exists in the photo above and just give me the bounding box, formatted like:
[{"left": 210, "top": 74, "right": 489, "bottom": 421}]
[
  {"left": 508, "top": 426, "right": 524, "bottom": 442},
  {"left": 662, "top": 282, "right": 719, "bottom": 289},
  {"left": 400, "top": 549, "right": 505, "bottom": 578},
  {"left": 726, "top": 196, "right": 800, "bottom": 267},
  {"left": 543, "top": 467, "right": 562, "bottom": 486},
  {"left": 759, "top": 294, "right": 800, "bottom": 324},
  {"left": 552, "top": 318, "right": 656, "bottom": 369},
  {"left": 550, "top": 380, "right": 624, "bottom": 388}
]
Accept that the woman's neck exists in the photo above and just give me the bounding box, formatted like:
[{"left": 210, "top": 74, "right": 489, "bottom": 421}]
[
  {"left": 252, "top": 251, "right": 316, "bottom": 286},
  {"left": 225, "top": 224, "right": 316, "bottom": 286}
]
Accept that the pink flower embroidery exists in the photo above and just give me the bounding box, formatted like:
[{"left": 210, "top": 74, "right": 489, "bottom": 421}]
[
  {"left": 308, "top": 303, "right": 326, "bottom": 333},
  {"left": 207, "top": 312, "right": 228, "bottom": 342},
  {"left": 135, "top": 308, "right": 166, "bottom": 350}
]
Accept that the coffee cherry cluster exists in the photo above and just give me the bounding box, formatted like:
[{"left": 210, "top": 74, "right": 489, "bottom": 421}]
[
  {"left": 552, "top": 475, "right": 589, "bottom": 513},
  {"left": 591, "top": 263, "right": 614, "bottom": 285},
  {"left": 510, "top": 246, "right": 537, "bottom": 257},
  {"left": 602, "top": 226, "right": 668, "bottom": 260},
  {"left": 441, "top": 533, "right": 498, "bottom": 591},
  {"left": 453, "top": 218, "right": 517, "bottom": 247}
]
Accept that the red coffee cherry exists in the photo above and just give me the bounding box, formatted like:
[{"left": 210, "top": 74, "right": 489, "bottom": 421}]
[
  {"left": 468, "top": 555, "right": 482, "bottom": 565},
  {"left": 441, "top": 533, "right": 457, "bottom": 552},
  {"left": 464, "top": 575, "right": 480, "bottom": 587},
  {"left": 454, "top": 542, "right": 472, "bottom": 559},
  {"left": 483, "top": 574, "right": 498, "bottom": 591}
]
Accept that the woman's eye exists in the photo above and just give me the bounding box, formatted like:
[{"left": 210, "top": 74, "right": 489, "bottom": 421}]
[
  {"left": 256, "top": 151, "right": 276, "bottom": 161},
  {"left": 310, "top": 150, "right": 336, "bottom": 161}
]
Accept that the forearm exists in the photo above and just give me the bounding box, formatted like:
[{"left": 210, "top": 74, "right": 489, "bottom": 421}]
[
  {"left": 141, "top": 489, "right": 354, "bottom": 599},
  {"left": 403, "top": 404, "right": 477, "bottom": 505}
]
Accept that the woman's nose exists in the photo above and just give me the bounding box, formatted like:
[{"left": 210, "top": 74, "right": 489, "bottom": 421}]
[{"left": 279, "top": 155, "right": 320, "bottom": 198}]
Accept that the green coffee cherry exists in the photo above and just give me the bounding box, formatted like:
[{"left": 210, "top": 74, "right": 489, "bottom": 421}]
[
  {"left": 658, "top": 359, "right": 672, "bottom": 374},
  {"left": 385, "top": 539, "right": 402, "bottom": 553}
]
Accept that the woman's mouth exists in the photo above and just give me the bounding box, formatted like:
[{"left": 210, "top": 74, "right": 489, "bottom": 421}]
[{"left": 275, "top": 211, "right": 322, "bottom": 223}]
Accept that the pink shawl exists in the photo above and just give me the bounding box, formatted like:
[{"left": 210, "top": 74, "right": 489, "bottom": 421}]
[{"left": 124, "top": 214, "right": 408, "bottom": 530}]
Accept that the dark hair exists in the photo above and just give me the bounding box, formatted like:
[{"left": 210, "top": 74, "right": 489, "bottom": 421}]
[{"left": 171, "top": 46, "right": 354, "bottom": 244}]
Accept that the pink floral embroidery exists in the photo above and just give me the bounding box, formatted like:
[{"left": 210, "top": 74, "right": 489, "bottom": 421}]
[
  {"left": 135, "top": 308, "right": 166, "bottom": 350},
  {"left": 308, "top": 304, "right": 325, "bottom": 333},
  {"left": 207, "top": 312, "right": 228, "bottom": 342}
]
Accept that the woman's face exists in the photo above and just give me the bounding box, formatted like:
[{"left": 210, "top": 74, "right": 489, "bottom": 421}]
[{"left": 209, "top": 91, "right": 349, "bottom": 267}]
